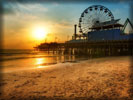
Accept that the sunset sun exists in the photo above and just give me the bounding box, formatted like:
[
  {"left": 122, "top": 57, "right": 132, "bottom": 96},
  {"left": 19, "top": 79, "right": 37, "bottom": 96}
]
[{"left": 33, "top": 27, "right": 48, "bottom": 40}]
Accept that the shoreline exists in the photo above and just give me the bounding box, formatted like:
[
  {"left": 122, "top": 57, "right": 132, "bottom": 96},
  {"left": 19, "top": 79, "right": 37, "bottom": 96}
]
[
  {"left": 0, "top": 56, "right": 132, "bottom": 100},
  {"left": 1, "top": 56, "right": 130, "bottom": 73}
]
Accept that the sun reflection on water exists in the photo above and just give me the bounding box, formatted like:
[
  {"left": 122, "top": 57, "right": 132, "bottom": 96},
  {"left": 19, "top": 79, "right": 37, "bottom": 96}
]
[
  {"left": 37, "top": 65, "right": 47, "bottom": 68},
  {"left": 36, "top": 58, "right": 47, "bottom": 68}
]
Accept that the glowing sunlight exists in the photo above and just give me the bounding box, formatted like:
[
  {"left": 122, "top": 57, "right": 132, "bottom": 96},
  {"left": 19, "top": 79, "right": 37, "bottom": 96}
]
[{"left": 32, "top": 26, "right": 48, "bottom": 40}]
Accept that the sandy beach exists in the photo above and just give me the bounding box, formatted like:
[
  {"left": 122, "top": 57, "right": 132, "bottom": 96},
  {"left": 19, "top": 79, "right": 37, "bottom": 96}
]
[{"left": 0, "top": 56, "right": 132, "bottom": 100}]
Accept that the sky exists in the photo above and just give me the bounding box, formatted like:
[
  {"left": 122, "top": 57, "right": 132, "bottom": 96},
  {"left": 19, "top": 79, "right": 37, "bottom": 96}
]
[{"left": 2, "top": 1, "right": 131, "bottom": 49}]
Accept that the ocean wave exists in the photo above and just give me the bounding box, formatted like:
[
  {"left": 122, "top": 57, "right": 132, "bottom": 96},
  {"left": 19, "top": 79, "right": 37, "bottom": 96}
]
[{"left": 0, "top": 55, "right": 57, "bottom": 62}]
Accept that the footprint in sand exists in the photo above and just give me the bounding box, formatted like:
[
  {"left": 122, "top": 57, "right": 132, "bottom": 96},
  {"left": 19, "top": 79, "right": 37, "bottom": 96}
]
[
  {"left": 0, "top": 82, "right": 7, "bottom": 86},
  {"left": 88, "top": 72, "right": 98, "bottom": 74},
  {"left": 49, "top": 76, "right": 56, "bottom": 78},
  {"left": 15, "top": 80, "right": 36, "bottom": 88}
]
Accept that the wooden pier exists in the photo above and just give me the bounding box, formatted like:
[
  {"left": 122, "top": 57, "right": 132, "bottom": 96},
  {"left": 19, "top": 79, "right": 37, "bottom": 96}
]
[{"left": 35, "top": 40, "right": 133, "bottom": 57}]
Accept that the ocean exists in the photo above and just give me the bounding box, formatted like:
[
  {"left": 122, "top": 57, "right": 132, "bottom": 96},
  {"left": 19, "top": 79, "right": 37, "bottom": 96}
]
[{"left": 0, "top": 49, "right": 89, "bottom": 73}]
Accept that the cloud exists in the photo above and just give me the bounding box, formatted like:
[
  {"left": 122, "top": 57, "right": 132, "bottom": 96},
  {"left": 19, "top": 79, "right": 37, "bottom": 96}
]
[
  {"left": 3, "top": 7, "right": 15, "bottom": 15},
  {"left": 17, "top": 3, "right": 48, "bottom": 13},
  {"left": 52, "top": 2, "right": 59, "bottom": 6},
  {"left": 3, "top": 3, "right": 49, "bottom": 28},
  {"left": 3, "top": 3, "right": 48, "bottom": 15},
  {"left": 52, "top": 20, "right": 73, "bottom": 28}
]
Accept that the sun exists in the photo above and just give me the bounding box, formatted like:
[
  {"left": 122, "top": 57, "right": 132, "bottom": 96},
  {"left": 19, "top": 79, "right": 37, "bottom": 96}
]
[{"left": 33, "top": 27, "right": 48, "bottom": 40}]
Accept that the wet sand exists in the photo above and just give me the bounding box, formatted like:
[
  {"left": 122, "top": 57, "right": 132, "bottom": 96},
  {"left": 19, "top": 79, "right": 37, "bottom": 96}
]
[{"left": 0, "top": 56, "right": 132, "bottom": 100}]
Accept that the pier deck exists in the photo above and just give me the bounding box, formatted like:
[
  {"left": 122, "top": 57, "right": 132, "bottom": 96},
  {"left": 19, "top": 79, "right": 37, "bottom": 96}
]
[{"left": 36, "top": 40, "right": 133, "bottom": 57}]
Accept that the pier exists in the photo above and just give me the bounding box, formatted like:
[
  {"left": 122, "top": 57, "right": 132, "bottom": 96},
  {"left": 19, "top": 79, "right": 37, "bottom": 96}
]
[{"left": 35, "top": 40, "right": 133, "bottom": 57}]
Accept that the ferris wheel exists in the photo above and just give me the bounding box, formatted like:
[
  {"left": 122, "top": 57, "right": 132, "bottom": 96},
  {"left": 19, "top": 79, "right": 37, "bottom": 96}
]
[{"left": 78, "top": 5, "right": 114, "bottom": 34}]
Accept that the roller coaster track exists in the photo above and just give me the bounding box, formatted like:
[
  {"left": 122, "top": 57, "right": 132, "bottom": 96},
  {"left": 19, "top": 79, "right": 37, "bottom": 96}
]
[{"left": 122, "top": 18, "right": 133, "bottom": 33}]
